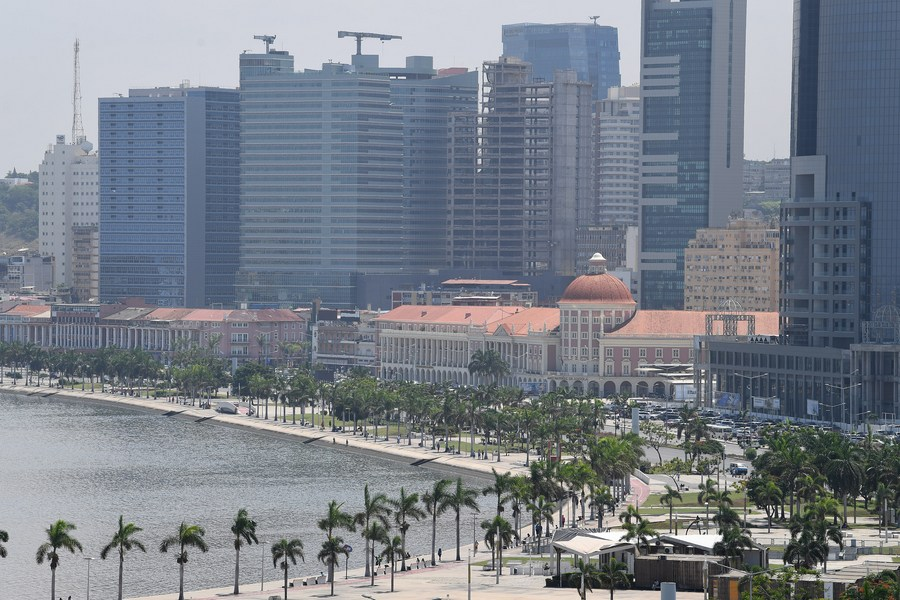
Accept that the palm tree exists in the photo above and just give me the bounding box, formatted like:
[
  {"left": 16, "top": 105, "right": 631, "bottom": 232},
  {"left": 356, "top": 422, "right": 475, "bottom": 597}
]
[
  {"left": 354, "top": 484, "right": 391, "bottom": 577},
  {"left": 483, "top": 468, "right": 515, "bottom": 516},
  {"left": 596, "top": 557, "right": 631, "bottom": 600},
  {"left": 697, "top": 478, "right": 718, "bottom": 505},
  {"left": 621, "top": 516, "right": 658, "bottom": 555},
  {"left": 753, "top": 480, "right": 784, "bottom": 533},
  {"left": 159, "top": 522, "right": 209, "bottom": 600},
  {"left": 36, "top": 519, "right": 83, "bottom": 600},
  {"left": 389, "top": 488, "right": 425, "bottom": 572},
  {"left": 271, "top": 538, "right": 304, "bottom": 600},
  {"left": 660, "top": 485, "right": 683, "bottom": 534},
  {"left": 824, "top": 439, "right": 863, "bottom": 526},
  {"left": 231, "top": 508, "right": 258, "bottom": 595},
  {"left": 364, "top": 521, "right": 389, "bottom": 586},
  {"left": 423, "top": 478, "right": 452, "bottom": 565},
  {"left": 574, "top": 558, "right": 602, "bottom": 600},
  {"left": 317, "top": 499, "right": 355, "bottom": 584},
  {"left": 0, "top": 529, "right": 8, "bottom": 558},
  {"left": 713, "top": 525, "right": 754, "bottom": 567},
  {"left": 481, "top": 515, "right": 516, "bottom": 577},
  {"left": 100, "top": 516, "right": 147, "bottom": 600},
  {"left": 446, "top": 477, "right": 480, "bottom": 561},
  {"left": 467, "top": 348, "right": 509, "bottom": 386},
  {"left": 588, "top": 484, "right": 615, "bottom": 528},
  {"left": 380, "top": 535, "right": 404, "bottom": 592},
  {"left": 318, "top": 536, "right": 349, "bottom": 597}
]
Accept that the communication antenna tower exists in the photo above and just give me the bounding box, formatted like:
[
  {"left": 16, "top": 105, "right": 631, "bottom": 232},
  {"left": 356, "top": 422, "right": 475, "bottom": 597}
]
[
  {"left": 72, "top": 39, "right": 86, "bottom": 145},
  {"left": 589, "top": 16, "right": 601, "bottom": 25}
]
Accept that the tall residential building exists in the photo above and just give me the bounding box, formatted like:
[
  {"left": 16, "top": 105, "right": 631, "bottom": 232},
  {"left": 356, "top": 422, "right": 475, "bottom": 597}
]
[
  {"left": 98, "top": 86, "right": 240, "bottom": 308},
  {"left": 639, "top": 0, "right": 747, "bottom": 309},
  {"left": 502, "top": 22, "right": 621, "bottom": 101},
  {"left": 684, "top": 219, "right": 779, "bottom": 312},
  {"left": 448, "top": 58, "right": 593, "bottom": 277},
  {"left": 594, "top": 86, "right": 641, "bottom": 227},
  {"left": 38, "top": 136, "right": 98, "bottom": 294},
  {"left": 237, "top": 47, "right": 477, "bottom": 308}
]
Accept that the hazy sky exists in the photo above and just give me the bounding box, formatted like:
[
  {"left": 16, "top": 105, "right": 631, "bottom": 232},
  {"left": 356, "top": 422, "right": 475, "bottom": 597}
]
[{"left": 3, "top": 0, "right": 792, "bottom": 173}]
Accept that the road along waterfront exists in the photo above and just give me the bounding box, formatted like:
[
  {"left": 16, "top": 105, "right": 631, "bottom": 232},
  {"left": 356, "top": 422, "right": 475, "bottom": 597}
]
[{"left": 0, "top": 383, "right": 499, "bottom": 600}]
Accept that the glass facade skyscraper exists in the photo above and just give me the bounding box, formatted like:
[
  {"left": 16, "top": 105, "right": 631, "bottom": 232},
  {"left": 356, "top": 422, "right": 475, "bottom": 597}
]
[
  {"left": 639, "top": 0, "right": 746, "bottom": 310},
  {"left": 502, "top": 22, "right": 621, "bottom": 102},
  {"left": 98, "top": 87, "right": 240, "bottom": 307},
  {"left": 237, "top": 50, "right": 477, "bottom": 308}
]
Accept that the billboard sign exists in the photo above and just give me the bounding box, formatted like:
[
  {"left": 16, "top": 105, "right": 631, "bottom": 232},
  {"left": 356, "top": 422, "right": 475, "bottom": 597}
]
[
  {"left": 521, "top": 381, "right": 544, "bottom": 396},
  {"left": 806, "top": 399, "right": 820, "bottom": 417},
  {"left": 752, "top": 396, "right": 781, "bottom": 411},
  {"left": 714, "top": 391, "right": 741, "bottom": 409}
]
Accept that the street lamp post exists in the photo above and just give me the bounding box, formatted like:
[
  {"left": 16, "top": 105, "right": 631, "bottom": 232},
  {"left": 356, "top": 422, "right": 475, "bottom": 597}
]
[
  {"left": 734, "top": 373, "right": 768, "bottom": 415},
  {"left": 825, "top": 380, "right": 861, "bottom": 430},
  {"left": 260, "top": 540, "right": 268, "bottom": 591},
  {"left": 84, "top": 557, "right": 95, "bottom": 600}
]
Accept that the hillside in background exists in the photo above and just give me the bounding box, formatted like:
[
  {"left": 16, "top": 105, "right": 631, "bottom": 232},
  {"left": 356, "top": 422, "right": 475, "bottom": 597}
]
[{"left": 0, "top": 170, "right": 38, "bottom": 254}]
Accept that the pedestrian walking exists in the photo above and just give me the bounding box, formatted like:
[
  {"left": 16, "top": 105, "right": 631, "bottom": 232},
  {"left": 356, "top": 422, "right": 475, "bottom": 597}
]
[{"left": 438, "top": 547, "right": 442, "bottom": 561}]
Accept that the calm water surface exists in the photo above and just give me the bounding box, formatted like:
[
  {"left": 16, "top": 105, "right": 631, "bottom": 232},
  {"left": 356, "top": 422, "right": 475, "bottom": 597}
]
[{"left": 0, "top": 392, "right": 487, "bottom": 599}]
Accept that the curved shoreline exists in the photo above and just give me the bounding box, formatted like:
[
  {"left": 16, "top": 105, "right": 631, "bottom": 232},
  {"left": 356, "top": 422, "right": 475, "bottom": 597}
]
[{"left": 0, "top": 382, "right": 517, "bottom": 482}]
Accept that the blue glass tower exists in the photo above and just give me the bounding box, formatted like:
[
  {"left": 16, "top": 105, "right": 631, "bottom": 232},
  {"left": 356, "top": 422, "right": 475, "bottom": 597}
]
[
  {"left": 502, "top": 22, "right": 621, "bottom": 101},
  {"left": 98, "top": 86, "right": 240, "bottom": 307},
  {"left": 638, "top": 0, "right": 747, "bottom": 309}
]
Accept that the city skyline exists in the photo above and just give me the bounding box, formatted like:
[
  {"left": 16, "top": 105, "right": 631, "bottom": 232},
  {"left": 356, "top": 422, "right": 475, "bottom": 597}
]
[{"left": 3, "top": 0, "right": 791, "bottom": 173}]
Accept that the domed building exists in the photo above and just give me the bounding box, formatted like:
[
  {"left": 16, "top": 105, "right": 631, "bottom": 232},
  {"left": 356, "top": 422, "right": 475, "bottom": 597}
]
[{"left": 556, "top": 253, "right": 637, "bottom": 394}]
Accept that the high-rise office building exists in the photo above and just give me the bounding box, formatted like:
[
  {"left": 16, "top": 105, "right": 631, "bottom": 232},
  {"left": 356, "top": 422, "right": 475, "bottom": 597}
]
[
  {"left": 594, "top": 86, "right": 641, "bottom": 227},
  {"left": 38, "top": 135, "right": 98, "bottom": 295},
  {"left": 98, "top": 86, "right": 240, "bottom": 307},
  {"left": 448, "top": 58, "right": 593, "bottom": 277},
  {"left": 639, "top": 0, "right": 747, "bottom": 309},
  {"left": 237, "top": 47, "right": 477, "bottom": 308},
  {"left": 502, "top": 22, "right": 621, "bottom": 101}
]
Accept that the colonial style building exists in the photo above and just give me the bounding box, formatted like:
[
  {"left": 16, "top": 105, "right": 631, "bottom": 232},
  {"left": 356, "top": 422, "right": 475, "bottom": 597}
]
[{"left": 376, "top": 253, "right": 778, "bottom": 397}]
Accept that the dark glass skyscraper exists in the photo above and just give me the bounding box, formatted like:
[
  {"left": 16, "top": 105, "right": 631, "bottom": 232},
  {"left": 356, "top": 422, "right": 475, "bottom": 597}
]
[
  {"left": 502, "top": 22, "right": 620, "bottom": 101},
  {"left": 98, "top": 86, "right": 240, "bottom": 307},
  {"left": 638, "top": 0, "right": 747, "bottom": 309}
]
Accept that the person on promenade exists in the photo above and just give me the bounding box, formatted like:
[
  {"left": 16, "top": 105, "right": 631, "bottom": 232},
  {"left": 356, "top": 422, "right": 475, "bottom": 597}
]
[{"left": 437, "top": 547, "right": 442, "bottom": 562}]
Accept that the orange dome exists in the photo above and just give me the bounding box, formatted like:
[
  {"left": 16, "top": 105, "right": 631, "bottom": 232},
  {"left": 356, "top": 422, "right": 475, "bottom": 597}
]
[{"left": 560, "top": 273, "right": 635, "bottom": 304}]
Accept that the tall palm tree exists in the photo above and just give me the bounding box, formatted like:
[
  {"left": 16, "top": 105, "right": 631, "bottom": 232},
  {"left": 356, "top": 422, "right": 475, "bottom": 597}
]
[
  {"left": 825, "top": 439, "right": 863, "bottom": 526},
  {"left": 596, "top": 557, "right": 631, "bottom": 600},
  {"left": 389, "top": 488, "right": 425, "bottom": 572},
  {"left": 231, "top": 508, "right": 258, "bottom": 595},
  {"left": 159, "top": 522, "right": 209, "bottom": 600},
  {"left": 574, "top": 558, "right": 602, "bottom": 600},
  {"left": 527, "top": 495, "right": 556, "bottom": 542},
  {"left": 620, "top": 516, "right": 658, "bottom": 555},
  {"left": 317, "top": 500, "right": 355, "bottom": 583},
  {"left": 660, "top": 485, "right": 683, "bottom": 534},
  {"left": 0, "top": 529, "right": 8, "bottom": 558},
  {"left": 100, "top": 516, "right": 147, "bottom": 600},
  {"left": 588, "top": 484, "right": 615, "bottom": 528},
  {"left": 318, "top": 536, "right": 349, "bottom": 597},
  {"left": 354, "top": 484, "right": 391, "bottom": 577},
  {"left": 467, "top": 348, "right": 509, "bottom": 386},
  {"left": 483, "top": 469, "right": 515, "bottom": 517},
  {"left": 481, "top": 515, "right": 516, "bottom": 577},
  {"left": 271, "top": 538, "right": 304, "bottom": 600},
  {"left": 380, "top": 535, "right": 404, "bottom": 592},
  {"left": 753, "top": 480, "right": 784, "bottom": 533},
  {"left": 423, "top": 478, "right": 452, "bottom": 565},
  {"left": 446, "top": 477, "right": 481, "bottom": 561},
  {"left": 36, "top": 519, "right": 83, "bottom": 600},
  {"left": 364, "top": 521, "right": 389, "bottom": 586}
]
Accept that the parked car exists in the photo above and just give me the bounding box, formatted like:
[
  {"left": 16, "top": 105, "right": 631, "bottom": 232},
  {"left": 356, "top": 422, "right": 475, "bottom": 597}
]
[{"left": 729, "top": 462, "right": 749, "bottom": 476}]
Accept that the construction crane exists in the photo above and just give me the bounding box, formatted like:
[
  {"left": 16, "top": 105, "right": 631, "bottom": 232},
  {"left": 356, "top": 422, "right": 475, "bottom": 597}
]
[
  {"left": 253, "top": 34, "right": 276, "bottom": 53},
  {"left": 337, "top": 30, "right": 401, "bottom": 56}
]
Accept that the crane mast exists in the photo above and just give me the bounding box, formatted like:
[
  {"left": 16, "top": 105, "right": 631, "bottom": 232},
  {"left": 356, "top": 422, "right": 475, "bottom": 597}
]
[{"left": 72, "top": 39, "right": 85, "bottom": 145}]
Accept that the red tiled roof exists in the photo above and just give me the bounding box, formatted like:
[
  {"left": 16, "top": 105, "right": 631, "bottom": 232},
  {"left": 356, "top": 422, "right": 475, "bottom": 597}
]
[
  {"left": 3, "top": 304, "right": 50, "bottom": 317},
  {"left": 491, "top": 307, "right": 560, "bottom": 336},
  {"left": 375, "top": 305, "right": 515, "bottom": 325},
  {"left": 606, "top": 311, "right": 779, "bottom": 338},
  {"left": 141, "top": 308, "right": 303, "bottom": 323}
]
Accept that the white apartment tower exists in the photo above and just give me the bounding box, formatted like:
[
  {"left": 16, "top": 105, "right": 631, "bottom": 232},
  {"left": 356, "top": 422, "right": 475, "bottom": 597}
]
[
  {"left": 38, "top": 135, "right": 99, "bottom": 296},
  {"left": 594, "top": 86, "right": 641, "bottom": 227}
]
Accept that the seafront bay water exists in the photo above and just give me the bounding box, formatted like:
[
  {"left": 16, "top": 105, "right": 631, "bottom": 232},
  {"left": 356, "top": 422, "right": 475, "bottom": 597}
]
[{"left": 0, "top": 390, "right": 488, "bottom": 600}]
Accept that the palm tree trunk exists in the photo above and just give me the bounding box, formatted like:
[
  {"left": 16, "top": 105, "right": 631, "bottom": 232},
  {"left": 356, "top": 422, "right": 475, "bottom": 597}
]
[
  {"left": 329, "top": 562, "right": 335, "bottom": 596},
  {"left": 118, "top": 554, "right": 125, "bottom": 600},
  {"left": 178, "top": 562, "right": 185, "bottom": 600},
  {"left": 51, "top": 566, "right": 56, "bottom": 600},
  {"left": 391, "top": 556, "right": 395, "bottom": 591},
  {"left": 370, "top": 545, "right": 376, "bottom": 586},
  {"left": 364, "top": 536, "right": 371, "bottom": 577},
  {"left": 456, "top": 511, "right": 461, "bottom": 561},
  {"left": 284, "top": 564, "right": 289, "bottom": 600},
  {"left": 401, "top": 530, "right": 407, "bottom": 572},
  {"left": 431, "top": 514, "right": 437, "bottom": 565},
  {"left": 234, "top": 546, "right": 240, "bottom": 594}
]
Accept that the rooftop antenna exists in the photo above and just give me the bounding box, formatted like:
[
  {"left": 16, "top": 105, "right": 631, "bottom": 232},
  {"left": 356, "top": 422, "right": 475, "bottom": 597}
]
[
  {"left": 252, "top": 34, "right": 276, "bottom": 53},
  {"left": 72, "top": 39, "right": 86, "bottom": 145},
  {"left": 589, "top": 16, "right": 601, "bottom": 25},
  {"left": 337, "top": 30, "right": 402, "bottom": 56}
]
